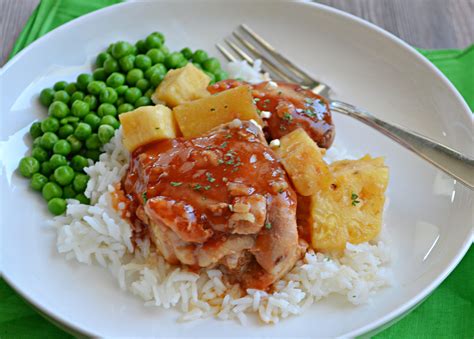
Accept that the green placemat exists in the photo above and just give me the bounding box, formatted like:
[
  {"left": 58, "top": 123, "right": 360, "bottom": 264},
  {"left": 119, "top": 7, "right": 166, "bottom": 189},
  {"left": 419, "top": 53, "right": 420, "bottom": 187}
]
[{"left": 1, "top": 1, "right": 473, "bottom": 337}]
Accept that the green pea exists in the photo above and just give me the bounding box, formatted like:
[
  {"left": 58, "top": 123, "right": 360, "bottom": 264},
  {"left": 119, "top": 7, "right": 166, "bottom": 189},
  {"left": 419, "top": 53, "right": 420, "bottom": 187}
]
[
  {"left": 135, "top": 39, "right": 147, "bottom": 54},
  {"left": 54, "top": 165, "right": 75, "bottom": 186},
  {"left": 106, "top": 43, "right": 114, "bottom": 54},
  {"left": 77, "top": 73, "right": 93, "bottom": 91},
  {"left": 84, "top": 113, "right": 101, "bottom": 131},
  {"left": 87, "top": 81, "right": 106, "bottom": 95},
  {"left": 53, "top": 139, "right": 72, "bottom": 156},
  {"left": 74, "top": 122, "right": 92, "bottom": 141},
  {"left": 85, "top": 134, "right": 101, "bottom": 150},
  {"left": 97, "top": 103, "right": 117, "bottom": 117},
  {"left": 205, "top": 71, "right": 215, "bottom": 84},
  {"left": 30, "top": 173, "right": 48, "bottom": 191},
  {"left": 98, "top": 124, "right": 115, "bottom": 144},
  {"left": 33, "top": 136, "right": 42, "bottom": 148},
  {"left": 96, "top": 52, "right": 111, "bottom": 68},
  {"left": 177, "top": 59, "right": 188, "bottom": 68},
  {"left": 160, "top": 45, "right": 170, "bottom": 55},
  {"left": 135, "top": 96, "right": 151, "bottom": 107},
  {"left": 126, "top": 69, "right": 144, "bottom": 86},
  {"left": 42, "top": 182, "right": 63, "bottom": 201},
  {"left": 40, "top": 132, "right": 59, "bottom": 150},
  {"left": 99, "top": 87, "right": 118, "bottom": 104},
  {"left": 53, "top": 81, "right": 68, "bottom": 91},
  {"left": 31, "top": 146, "right": 49, "bottom": 162},
  {"left": 101, "top": 115, "right": 120, "bottom": 129},
  {"left": 145, "top": 64, "right": 164, "bottom": 80},
  {"left": 193, "top": 63, "right": 202, "bottom": 70},
  {"left": 49, "top": 154, "right": 67, "bottom": 169},
  {"left": 84, "top": 95, "right": 98, "bottom": 110},
  {"left": 112, "top": 41, "right": 133, "bottom": 59},
  {"left": 93, "top": 68, "right": 107, "bottom": 81},
  {"left": 41, "top": 161, "right": 54, "bottom": 176},
  {"left": 117, "top": 103, "right": 134, "bottom": 114},
  {"left": 146, "top": 48, "right": 165, "bottom": 64},
  {"left": 116, "top": 85, "right": 129, "bottom": 96},
  {"left": 48, "top": 198, "right": 67, "bottom": 215},
  {"left": 73, "top": 173, "right": 89, "bottom": 192},
  {"left": 70, "top": 155, "right": 89, "bottom": 172},
  {"left": 58, "top": 124, "right": 74, "bottom": 139},
  {"left": 119, "top": 55, "right": 135, "bottom": 72},
  {"left": 66, "top": 135, "right": 82, "bottom": 154},
  {"left": 39, "top": 88, "right": 55, "bottom": 107},
  {"left": 145, "top": 34, "right": 162, "bottom": 50},
  {"left": 41, "top": 117, "right": 59, "bottom": 133},
  {"left": 144, "top": 88, "right": 154, "bottom": 99},
  {"left": 135, "top": 54, "right": 152, "bottom": 71},
  {"left": 65, "top": 83, "right": 77, "bottom": 96},
  {"left": 48, "top": 101, "right": 70, "bottom": 119},
  {"left": 106, "top": 72, "right": 125, "bottom": 88},
  {"left": 30, "top": 122, "right": 43, "bottom": 139},
  {"left": 192, "top": 50, "right": 208, "bottom": 64},
  {"left": 54, "top": 90, "right": 70, "bottom": 104},
  {"left": 75, "top": 193, "right": 90, "bottom": 205},
  {"left": 202, "top": 57, "right": 221, "bottom": 73},
  {"left": 136, "top": 78, "right": 150, "bottom": 92},
  {"left": 103, "top": 58, "right": 120, "bottom": 74},
  {"left": 124, "top": 87, "right": 142, "bottom": 104},
  {"left": 18, "top": 156, "right": 40, "bottom": 178},
  {"left": 165, "top": 52, "right": 185, "bottom": 69},
  {"left": 150, "top": 72, "right": 164, "bottom": 87},
  {"left": 70, "top": 91, "right": 85, "bottom": 103},
  {"left": 180, "top": 47, "right": 193, "bottom": 60},
  {"left": 115, "top": 97, "right": 125, "bottom": 107},
  {"left": 214, "top": 70, "right": 228, "bottom": 82},
  {"left": 60, "top": 116, "right": 79, "bottom": 125},
  {"left": 71, "top": 100, "right": 90, "bottom": 118},
  {"left": 83, "top": 149, "right": 100, "bottom": 162},
  {"left": 63, "top": 185, "right": 77, "bottom": 199},
  {"left": 152, "top": 32, "right": 165, "bottom": 44}
]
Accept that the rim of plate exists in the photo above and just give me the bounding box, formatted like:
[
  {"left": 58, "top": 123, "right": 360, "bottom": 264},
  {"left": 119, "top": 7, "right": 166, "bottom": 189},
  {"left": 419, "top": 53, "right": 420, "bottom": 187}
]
[{"left": 1, "top": 1, "right": 472, "bottom": 337}]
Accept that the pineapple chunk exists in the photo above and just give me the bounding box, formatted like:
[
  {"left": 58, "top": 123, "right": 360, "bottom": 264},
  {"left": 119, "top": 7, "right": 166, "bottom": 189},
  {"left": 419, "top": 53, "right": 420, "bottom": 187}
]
[
  {"left": 119, "top": 105, "right": 178, "bottom": 151},
  {"left": 309, "top": 155, "right": 389, "bottom": 253},
  {"left": 153, "top": 63, "right": 211, "bottom": 107},
  {"left": 173, "top": 85, "right": 263, "bottom": 138},
  {"left": 275, "top": 128, "right": 333, "bottom": 196}
]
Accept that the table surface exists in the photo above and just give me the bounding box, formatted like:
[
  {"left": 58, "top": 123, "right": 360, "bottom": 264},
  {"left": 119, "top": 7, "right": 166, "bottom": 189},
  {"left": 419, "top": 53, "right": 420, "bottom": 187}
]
[{"left": 1, "top": 0, "right": 473, "bottom": 66}]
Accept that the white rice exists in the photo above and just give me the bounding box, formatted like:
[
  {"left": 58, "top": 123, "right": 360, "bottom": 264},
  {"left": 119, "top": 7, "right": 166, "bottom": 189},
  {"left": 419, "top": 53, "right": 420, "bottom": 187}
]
[{"left": 49, "top": 62, "right": 391, "bottom": 324}]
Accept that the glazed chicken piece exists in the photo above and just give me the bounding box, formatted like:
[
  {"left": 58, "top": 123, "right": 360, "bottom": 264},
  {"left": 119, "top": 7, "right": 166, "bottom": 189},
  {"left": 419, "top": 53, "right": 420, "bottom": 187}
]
[{"left": 122, "top": 120, "right": 302, "bottom": 290}]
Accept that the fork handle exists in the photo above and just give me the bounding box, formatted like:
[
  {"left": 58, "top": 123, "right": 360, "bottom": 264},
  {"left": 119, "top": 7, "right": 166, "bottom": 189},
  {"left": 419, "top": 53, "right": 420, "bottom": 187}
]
[{"left": 330, "top": 100, "right": 474, "bottom": 189}]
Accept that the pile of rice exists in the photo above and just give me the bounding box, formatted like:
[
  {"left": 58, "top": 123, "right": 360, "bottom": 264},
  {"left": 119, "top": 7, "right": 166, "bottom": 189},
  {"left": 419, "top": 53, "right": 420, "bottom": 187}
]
[{"left": 48, "top": 61, "right": 391, "bottom": 324}]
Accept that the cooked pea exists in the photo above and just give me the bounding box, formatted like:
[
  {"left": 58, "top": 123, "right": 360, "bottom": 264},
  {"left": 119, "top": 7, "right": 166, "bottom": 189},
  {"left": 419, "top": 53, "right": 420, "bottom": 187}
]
[
  {"left": 193, "top": 62, "right": 202, "bottom": 70},
  {"left": 124, "top": 87, "right": 142, "bottom": 104},
  {"left": 144, "top": 89, "right": 154, "bottom": 99},
  {"left": 58, "top": 124, "right": 74, "bottom": 139},
  {"left": 112, "top": 41, "right": 133, "bottom": 59},
  {"left": 84, "top": 113, "right": 101, "bottom": 131},
  {"left": 93, "top": 68, "right": 107, "bottom": 81},
  {"left": 54, "top": 165, "right": 75, "bottom": 186},
  {"left": 99, "top": 87, "right": 118, "bottom": 104},
  {"left": 49, "top": 154, "right": 67, "bottom": 169},
  {"left": 77, "top": 73, "right": 93, "bottom": 91},
  {"left": 117, "top": 103, "right": 134, "bottom": 114},
  {"left": 53, "top": 81, "right": 68, "bottom": 91},
  {"left": 83, "top": 95, "right": 98, "bottom": 110},
  {"left": 103, "top": 58, "right": 119, "bottom": 74},
  {"left": 40, "top": 161, "right": 54, "bottom": 176},
  {"left": 83, "top": 149, "right": 100, "bottom": 162},
  {"left": 202, "top": 57, "right": 221, "bottom": 73},
  {"left": 150, "top": 72, "right": 164, "bottom": 87},
  {"left": 40, "top": 132, "right": 59, "bottom": 150},
  {"left": 33, "top": 136, "right": 42, "bottom": 148},
  {"left": 98, "top": 124, "right": 115, "bottom": 144},
  {"left": 75, "top": 193, "right": 90, "bottom": 205},
  {"left": 177, "top": 59, "right": 188, "bottom": 68},
  {"left": 70, "top": 155, "right": 88, "bottom": 172},
  {"left": 74, "top": 122, "right": 92, "bottom": 141},
  {"left": 85, "top": 134, "right": 101, "bottom": 150},
  {"left": 119, "top": 54, "right": 135, "bottom": 72},
  {"left": 146, "top": 48, "right": 165, "bottom": 64},
  {"left": 135, "top": 39, "right": 147, "bottom": 53},
  {"left": 73, "top": 173, "right": 89, "bottom": 192},
  {"left": 70, "top": 91, "right": 85, "bottom": 103},
  {"left": 42, "top": 182, "right": 63, "bottom": 201},
  {"left": 96, "top": 52, "right": 111, "bottom": 67},
  {"left": 48, "top": 101, "right": 70, "bottom": 119},
  {"left": 30, "top": 122, "right": 43, "bottom": 139},
  {"left": 160, "top": 45, "right": 170, "bottom": 55},
  {"left": 145, "top": 34, "right": 162, "bottom": 50},
  {"left": 53, "top": 90, "right": 70, "bottom": 104},
  {"left": 116, "top": 97, "right": 125, "bottom": 107},
  {"left": 31, "top": 147, "right": 49, "bottom": 162},
  {"left": 106, "top": 72, "right": 125, "bottom": 88},
  {"left": 135, "top": 54, "right": 152, "bottom": 71},
  {"left": 47, "top": 197, "right": 67, "bottom": 215},
  {"left": 71, "top": 100, "right": 90, "bottom": 118},
  {"left": 192, "top": 49, "right": 208, "bottom": 64},
  {"left": 39, "top": 88, "right": 55, "bottom": 107},
  {"left": 215, "top": 70, "right": 228, "bottom": 82},
  {"left": 63, "top": 185, "right": 77, "bottom": 199},
  {"left": 126, "top": 69, "right": 144, "bottom": 86},
  {"left": 135, "top": 96, "right": 151, "bottom": 107},
  {"left": 18, "top": 156, "right": 40, "bottom": 178},
  {"left": 165, "top": 52, "right": 185, "bottom": 69},
  {"left": 30, "top": 173, "right": 48, "bottom": 191},
  {"left": 65, "top": 83, "right": 77, "bottom": 96},
  {"left": 97, "top": 103, "right": 117, "bottom": 117},
  {"left": 87, "top": 81, "right": 106, "bottom": 95},
  {"left": 101, "top": 115, "right": 120, "bottom": 129},
  {"left": 66, "top": 135, "right": 82, "bottom": 154},
  {"left": 205, "top": 71, "right": 215, "bottom": 83},
  {"left": 180, "top": 47, "right": 193, "bottom": 59},
  {"left": 136, "top": 78, "right": 150, "bottom": 92},
  {"left": 41, "top": 117, "right": 59, "bottom": 133},
  {"left": 53, "top": 139, "right": 72, "bottom": 156},
  {"left": 116, "top": 85, "right": 129, "bottom": 96}
]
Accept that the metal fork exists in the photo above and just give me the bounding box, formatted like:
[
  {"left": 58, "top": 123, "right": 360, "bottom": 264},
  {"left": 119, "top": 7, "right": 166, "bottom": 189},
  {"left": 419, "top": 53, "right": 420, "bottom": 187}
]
[{"left": 217, "top": 24, "right": 474, "bottom": 189}]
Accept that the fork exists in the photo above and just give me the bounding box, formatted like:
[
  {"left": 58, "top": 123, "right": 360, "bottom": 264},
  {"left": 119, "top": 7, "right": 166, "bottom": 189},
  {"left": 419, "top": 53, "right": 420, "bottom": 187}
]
[{"left": 216, "top": 24, "right": 474, "bottom": 189}]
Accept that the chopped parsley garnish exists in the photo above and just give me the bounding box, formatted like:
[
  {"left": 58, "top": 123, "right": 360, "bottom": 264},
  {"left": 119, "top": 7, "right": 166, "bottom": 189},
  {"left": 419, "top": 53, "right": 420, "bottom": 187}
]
[
  {"left": 219, "top": 141, "right": 228, "bottom": 149},
  {"left": 283, "top": 113, "right": 293, "bottom": 121},
  {"left": 193, "top": 184, "right": 202, "bottom": 191},
  {"left": 265, "top": 222, "right": 272, "bottom": 229},
  {"left": 170, "top": 182, "right": 182, "bottom": 187},
  {"left": 304, "top": 98, "right": 313, "bottom": 105},
  {"left": 204, "top": 185, "right": 211, "bottom": 190},
  {"left": 206, "top": 172, "right": 216, "bottom": 183},
  {"left": 253, "top": 98, "right": 260, "bottom": 103},
  {"left": 226, "top": 159, "right": 234, "bottom": 165},
  {"left": 142, "top": 192, "right": 147, "bottom": 203},
  {"left": 218, "top": 159, "right": 224, "bottom": 165},
  {"left": 351, "top": 193, "right": 361, "bottom": 206},
  {"left": 225, "top": 134, "right": 232, "bottom": 139}
]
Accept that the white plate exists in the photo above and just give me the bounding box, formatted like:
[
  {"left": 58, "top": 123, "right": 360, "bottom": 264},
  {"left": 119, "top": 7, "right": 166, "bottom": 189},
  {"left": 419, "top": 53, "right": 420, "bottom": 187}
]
[{"left": 1, "top": 1, "right": 472, "bottom": 337}]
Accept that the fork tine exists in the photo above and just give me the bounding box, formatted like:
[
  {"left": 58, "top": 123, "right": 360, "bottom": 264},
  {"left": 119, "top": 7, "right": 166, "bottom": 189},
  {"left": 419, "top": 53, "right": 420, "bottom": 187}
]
[
  {"left": 240, "top": 24, "right": 317, "bottom": 84},
  {"left": 216, "top": 43, "right": 237, "bottom": 62}
]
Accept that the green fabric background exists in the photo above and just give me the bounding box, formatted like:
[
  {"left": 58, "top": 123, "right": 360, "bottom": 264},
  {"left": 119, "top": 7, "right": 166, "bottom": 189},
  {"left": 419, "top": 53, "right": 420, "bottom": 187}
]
[{"left": 1, "top": 0, "right": 472, "bottom": 337}]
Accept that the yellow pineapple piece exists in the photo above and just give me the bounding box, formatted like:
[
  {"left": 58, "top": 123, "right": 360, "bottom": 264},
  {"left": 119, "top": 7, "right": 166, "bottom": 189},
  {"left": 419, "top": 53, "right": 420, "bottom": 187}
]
[
  {"left": 275, "top": 128, "right": 333, "bottom": 196},
  {"left": 153, "top": 63, "right": 211, "bottom": 107},
  {"left": 173, "top": 85, "right": 263, "bottom": 138},
  {"left": 119, "top": 105, "right": 178, "bottom": 151},
  {"left": 309, "top": 155, "right": 389, "bottom": 253}
]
